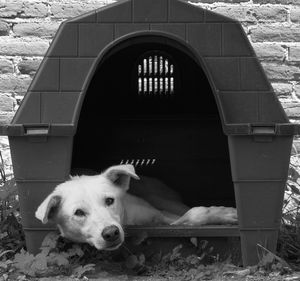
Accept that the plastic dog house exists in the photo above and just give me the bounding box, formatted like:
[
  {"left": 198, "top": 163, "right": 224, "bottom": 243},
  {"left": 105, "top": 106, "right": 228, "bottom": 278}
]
[{"left": 1, "top": 0, "right": 299, "bottom": 266}]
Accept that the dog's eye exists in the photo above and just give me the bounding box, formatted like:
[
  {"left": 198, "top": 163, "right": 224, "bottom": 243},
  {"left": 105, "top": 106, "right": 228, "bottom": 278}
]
[
  {"left": 105, "top": 197, "right": 114, "bottom": 206},
  {"left": 74, "top": 209, "right": 86, "bottom": 217}
]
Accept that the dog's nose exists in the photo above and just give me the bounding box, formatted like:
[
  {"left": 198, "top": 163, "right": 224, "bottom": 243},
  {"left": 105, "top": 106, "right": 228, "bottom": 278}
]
[{"left": 101, "top": 225, "right": 120, "bottom": 242}]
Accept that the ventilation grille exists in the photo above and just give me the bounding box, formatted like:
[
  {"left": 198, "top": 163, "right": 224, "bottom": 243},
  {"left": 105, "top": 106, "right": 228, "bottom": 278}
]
[
  {"left": 120, "top": 158, "right": 156, "bottom": 167},
  {"left": 137, "top": 52, "right": 175, "bottom": 96}
]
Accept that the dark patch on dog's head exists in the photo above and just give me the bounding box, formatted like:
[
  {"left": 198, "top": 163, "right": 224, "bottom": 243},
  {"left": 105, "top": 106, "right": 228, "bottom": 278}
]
[
  {"left": 47, "top": 195, "right": 61, "bottom": 221},
  {"left": 104, "top": 165, "right": 140, "bottom": 191},
  {"left": 36, "top": 195, "right": 61, "bottom": 224}
]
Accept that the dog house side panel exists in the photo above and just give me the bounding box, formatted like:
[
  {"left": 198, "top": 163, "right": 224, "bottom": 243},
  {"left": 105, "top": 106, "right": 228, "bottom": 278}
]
[
  {"left": 24, "top": 229, "right": 56, "bottom": 255},
  {"left": 17, "top": 180, "right": 60, "bottom": 254},
  {"left": 60, "top": 58, "right": 95, "bottom": 91},
  {"left": 28, "top": 58, "right": 60, "bottom": 92},
  {"left": 78, "top": 24, "right": 114, "bottom": 57},
  {"left": 40, "top": 92, "right": 81, "bottom": 123},
  {"left": 205, "top": 57, "right": 240, "bottom": 91},
  {"left": 12, "top": 92, "right": 41, "bottom": 124},
  {"left": 240, "top": 229, "right": 279, "bottom": 266},
  {"left": 234, "top": 181, "right": 285, "bottom": 228},
  {"left": 219, "top": 92, "right": 260, "bottom": 124},
  {"left": 97, "top": 0, "right": 132, "bottom": 23},
  {"left": 228, "top": 136, "right": 293, "bottom": 181},
  {"left": 150, "top": 24, "right": 186, "bottom": 40},
  {"left": 68, "top": 10, "right": 97, "bottom": 23},
  {"left": 260, "top": 93, "right": 289, "bottom": 123},
  {"left": 240, "top": 58, "right": 271, "bottom": 91},
  {"left": 17, "top": 181, "right": 62, "bottom": 228},
  {"left": 133, "top": 0, "right": 168, "bottom": 23},
  {"left": 223, "top": 24, "right": 254, "bottom": 57},
  {"left": 205, "top": 9, "right": 236, "bottom": 23},
  {"left": 187, "top": 24, "right": 222, "bottom": 57},
  {"left": 169, "top": 0, "right": 204, "bottom": 22},
  {"left": 115, "top": 24, "right": 150, "bottom": 38},
  {"left": 47, "top": 23, "right": 78, "bottom": 57},
  {"left": 9, "top": 136, "right": 73, "bottom": 180}
]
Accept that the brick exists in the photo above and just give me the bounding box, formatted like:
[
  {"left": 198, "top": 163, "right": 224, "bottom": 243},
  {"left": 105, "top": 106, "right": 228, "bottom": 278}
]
[
  {"left": 255, "top": 6, "right": 287, "bottom": 22},
  {"left": 251, "top": 25, "right": 300, "bottom": 42},
  {"left": 68, "top": 10, "right": 96, "bottom": 23},
  {"left": 282, "top": 103, "right": 300, "bottom": 119},
  {"left": 291, "top": 8, "right": 300, "bottom": 23},
  {"left": 0, "top": 94, "right": 14, "bottom": 112},
  {"left": 253, "top": 0, "right": 300, "bottom": 4},
  {"left": 0, "top": 20, "right": 10, "bottom": 36},
  {"left": 17, "top": 58, "right": 42, "bottom": 75},
  {"left": 295, "top": 85, "right": 300, "bottom": 99},
  {"left": 51, "top": 2, "right": 106, "bottom": 19},
  {"left": 253, "top": 43, "right": 285, "bottom": 61},
  {"left": 23, "top": 2, "right": 48, "bottom": 18},
  {"left": 212, "top": 6, "right": 287, "bottom": 23},
  {"left": 271, "top": 83, "right": 293, "bottom": 98},
  {"left": 0, "top": 38, "right": 49, "bottom": 56},
  {"left": 0, "top": 113, "right": 14, "bottom": 125},
  {"left": 0, "top": 74, "right": 32, "bottom": 94},
  {"left": 0, "top": 1, "right": 23, "bottom": 18},
  {"left": 212, "top": 6, "right": 256, "bottom": 23},
  {"left": 289, "top": 46, "right": 300, "bottom": 62},
  {"left": 261, "top": 62, "right": 300, "bottom": 80},
  {"left": 0, "top": 59, "right": 13, "bottom": 74},
  {"left": 13, "top": 22, "right": 60, "bottom": 38},
  {"left": 293, "top": 140, "right": 300, "bottom": 155},
  {"left": 191, "top": 0, "right": 249, "bottom": 2}
]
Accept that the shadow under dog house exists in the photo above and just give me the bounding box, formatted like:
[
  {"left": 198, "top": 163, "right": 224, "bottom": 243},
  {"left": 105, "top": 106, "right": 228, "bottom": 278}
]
[{"left": 1, "top": 0, "right": 299, "bottom": 266}]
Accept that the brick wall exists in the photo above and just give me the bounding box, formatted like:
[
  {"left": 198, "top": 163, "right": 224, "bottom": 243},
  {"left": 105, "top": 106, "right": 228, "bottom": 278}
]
[
  {"left": 0, "top": 0, "right": 299, "bottom": 172},
  {"left": 191, "top": 0, "right": 300, "bottom": 150}
]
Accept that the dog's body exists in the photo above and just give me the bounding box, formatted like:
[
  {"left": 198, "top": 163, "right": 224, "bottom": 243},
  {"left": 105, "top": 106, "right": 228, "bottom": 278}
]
[{"left": 35, "top": 165, "right": 237, "bottom": 251}]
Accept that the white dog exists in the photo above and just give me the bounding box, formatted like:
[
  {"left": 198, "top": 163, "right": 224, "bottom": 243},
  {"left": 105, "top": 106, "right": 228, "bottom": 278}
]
[{"left": 35, "top": 165, "right": 237, "bottom": 251}]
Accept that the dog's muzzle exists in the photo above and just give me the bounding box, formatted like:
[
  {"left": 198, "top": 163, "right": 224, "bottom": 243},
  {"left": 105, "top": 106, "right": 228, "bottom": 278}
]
[{"left": 101, "top": 225, "right": 123, "bottom": 250}]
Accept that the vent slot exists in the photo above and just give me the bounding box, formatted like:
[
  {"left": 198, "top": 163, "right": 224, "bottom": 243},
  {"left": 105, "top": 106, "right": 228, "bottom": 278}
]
[
  {"left": 137, "top": 51, "right": 176, "bottom": 96},
  {"left": 120, "top": 158, "right": 156, "bottom": 167}
]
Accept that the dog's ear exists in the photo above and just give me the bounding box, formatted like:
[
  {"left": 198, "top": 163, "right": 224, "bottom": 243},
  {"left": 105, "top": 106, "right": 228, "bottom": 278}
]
[
  {"left": 35, "top": 193, "right": 61, "bottom": 224},
  {"left": 103, "top": 164, "right": 140, "bottom": 191}
]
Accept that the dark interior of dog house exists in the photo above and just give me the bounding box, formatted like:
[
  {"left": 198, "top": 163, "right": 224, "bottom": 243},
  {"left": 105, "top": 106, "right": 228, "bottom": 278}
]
[
  {"left": 72, "top": 36, "right": 234, "bottom": 208},
  {"left": 1, "top": 0, "right": 300, "bottom": 267}
]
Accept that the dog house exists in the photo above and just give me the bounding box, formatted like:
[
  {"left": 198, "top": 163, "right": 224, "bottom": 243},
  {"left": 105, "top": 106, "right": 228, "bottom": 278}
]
[{"left": 1, "top": 0, "right": 299, "bottom": 266}]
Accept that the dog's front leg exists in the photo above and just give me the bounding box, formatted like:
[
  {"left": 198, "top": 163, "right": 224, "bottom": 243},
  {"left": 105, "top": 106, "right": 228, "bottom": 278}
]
[{"left": 170, "top": 206, "right": 238, "bottom": 226}]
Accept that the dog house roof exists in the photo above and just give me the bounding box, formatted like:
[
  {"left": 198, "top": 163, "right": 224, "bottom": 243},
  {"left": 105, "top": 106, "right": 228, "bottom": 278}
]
[{"left": 2, "top": 0, "right": 299, "bottom": 136}]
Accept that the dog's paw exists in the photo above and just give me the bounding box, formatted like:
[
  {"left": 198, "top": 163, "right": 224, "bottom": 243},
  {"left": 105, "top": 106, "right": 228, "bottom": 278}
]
[
  {"left": 170, "top": 207, "right": 210, "bottom": 226},
  {"left": 211, "top": 206, "right": 238, "bottom": 225},
  {"left": 170, "top": 206, "right": 238, "bottom": 226}
]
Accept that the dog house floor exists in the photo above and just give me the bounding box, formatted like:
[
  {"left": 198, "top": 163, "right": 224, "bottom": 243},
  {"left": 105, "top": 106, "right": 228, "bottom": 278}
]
[{"left": 125, "top": 225, "right": 240, "bottom": 237}]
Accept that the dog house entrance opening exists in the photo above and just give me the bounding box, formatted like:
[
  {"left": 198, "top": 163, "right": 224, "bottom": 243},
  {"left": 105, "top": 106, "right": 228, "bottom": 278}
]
[{"left": 71, "top": 36, "right": 235, "bottom": 225}]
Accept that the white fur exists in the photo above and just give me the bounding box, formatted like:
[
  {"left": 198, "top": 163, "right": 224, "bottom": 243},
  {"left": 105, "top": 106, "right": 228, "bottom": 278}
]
[
  {"left": 35, "top": 165, "right": 238, "bottom": 250},
  {"left": 35, "top": 165, "right": 172, "bottom": 250}
]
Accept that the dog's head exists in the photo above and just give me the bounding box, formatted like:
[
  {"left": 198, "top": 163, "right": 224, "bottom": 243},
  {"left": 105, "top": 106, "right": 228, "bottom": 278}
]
[{"left": 35, "top": 165, "right": 139, "bottom": 250}]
